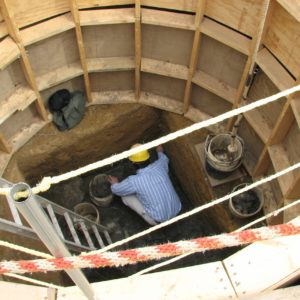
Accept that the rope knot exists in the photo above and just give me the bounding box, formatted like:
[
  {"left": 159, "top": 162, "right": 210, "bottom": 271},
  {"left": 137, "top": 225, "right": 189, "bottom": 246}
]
[{"left": 34, "top": 177, "right": 52, "bottom": 194}]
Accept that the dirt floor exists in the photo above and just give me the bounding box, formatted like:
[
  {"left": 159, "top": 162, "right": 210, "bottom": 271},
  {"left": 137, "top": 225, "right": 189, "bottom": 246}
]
[{"left": 42, "top": 150, "right": 242, "bottom": 283}]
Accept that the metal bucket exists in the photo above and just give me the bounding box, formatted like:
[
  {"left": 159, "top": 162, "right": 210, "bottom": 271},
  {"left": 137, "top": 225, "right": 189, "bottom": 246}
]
[
  {"left": 89, "top": 174, "right": 113, "bottom": 207},
  {"left": 229, "top": 183, "right": 264, "bottom": 218},
  {"left": 205, "top": 134, "right": 244, "bottom": 172}
]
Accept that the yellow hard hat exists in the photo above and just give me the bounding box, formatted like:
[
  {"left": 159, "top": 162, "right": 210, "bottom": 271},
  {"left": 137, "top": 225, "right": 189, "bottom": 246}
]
[{"left": 129, "top": 144, "right": 150, "bottom": 162}]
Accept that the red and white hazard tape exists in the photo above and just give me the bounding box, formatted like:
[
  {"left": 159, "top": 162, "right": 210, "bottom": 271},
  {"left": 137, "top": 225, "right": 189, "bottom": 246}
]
[{"left": 0, "top": 223, "right": 299, "bottom": 275}]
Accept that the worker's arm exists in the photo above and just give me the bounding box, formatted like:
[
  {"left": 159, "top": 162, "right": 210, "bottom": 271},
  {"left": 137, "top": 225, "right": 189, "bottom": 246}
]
[
  {"left": 108, "top": 176, "right": 136, "bottom": 197},
  {"left": 156, "top": 145, "right": 169, "bottom": 172}
]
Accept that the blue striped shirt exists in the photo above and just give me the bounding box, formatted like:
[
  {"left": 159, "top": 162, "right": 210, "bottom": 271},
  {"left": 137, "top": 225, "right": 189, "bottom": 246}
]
[{"left": 111, "top": 152, "right": 181, "bottom": 222}]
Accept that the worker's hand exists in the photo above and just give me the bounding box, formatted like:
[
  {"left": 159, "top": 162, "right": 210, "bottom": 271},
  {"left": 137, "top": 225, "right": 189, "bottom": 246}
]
[
  {"left": 156, "top": 145, "right": 164, "bottom": 152},
  {"left": 107, "top": 175, "right": 119, "bottom": 184}
]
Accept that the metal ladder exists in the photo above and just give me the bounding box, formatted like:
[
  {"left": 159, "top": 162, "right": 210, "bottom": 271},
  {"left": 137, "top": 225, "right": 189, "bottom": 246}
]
[{"left": 0, "top": 177, "right": 113, "bottom": 252}]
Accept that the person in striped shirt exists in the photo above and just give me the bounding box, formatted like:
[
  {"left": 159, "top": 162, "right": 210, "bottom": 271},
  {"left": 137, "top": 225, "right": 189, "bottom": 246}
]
[{"left": 108, "top": 144, "right": 182, "bottom": 225}]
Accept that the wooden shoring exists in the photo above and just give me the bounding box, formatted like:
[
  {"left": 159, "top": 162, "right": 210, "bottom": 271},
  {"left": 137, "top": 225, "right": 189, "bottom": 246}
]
[
  {"left": 226, "top": 0, "right": 272, "bottom": 131},
  {"left": 135, "top": 0, "right": 141, "bottom": 100},
  {"left": 253, "top": 79, "right": 300, "bottom": 179},
  {"left": 0, "top": 0, "right": 48, "bottom": 121},
  {"left": 69, "top": 0, "right": 92, "bottom": 103},
  {"left": 183, "top": 0, "right": 206, "bottom": 113}
]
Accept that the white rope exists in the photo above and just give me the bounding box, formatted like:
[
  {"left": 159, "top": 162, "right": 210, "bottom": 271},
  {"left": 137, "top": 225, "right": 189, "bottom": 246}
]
[
  {"left": 1, "top": 84, "right": 299, "bottom": 197},
  {"left": 0, "top": 240, "right": 52, "bottom": 259},
  {"left": 86, "top": 161, "right": 300, "bottom": 255},
  {"left": 130, "top": 199, "right": 300, "bottom": 277},
  {"left": 3, "top": 272, "right": 65, "bottom": 290}
]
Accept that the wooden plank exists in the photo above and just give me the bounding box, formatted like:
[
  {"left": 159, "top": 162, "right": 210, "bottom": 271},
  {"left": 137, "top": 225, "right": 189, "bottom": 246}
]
[
  {"left": 87, "top": 57, "right": 135, "bottom": 72},
  {"left": 243, "top": 109, "right": 272, "bottom": 144},
  {"left": 277, "top": 0, "right": 300, "bottom": 23},
  {"left": 140, "top": 92, "right": 183, "bottom": 114},
  {"left": 283, "top": 198, "right": 300, "bottom": 223},
  {"left": 269, "top": 102, "right": 295, "bottom": 145},
  {"left": 192, "top": 70, "right": 236, "bottom": 104},
  {"left": 0, "top": 85, "right": 37, "bottom": 125},
  {"left": 20, "top": 13, "right": 75, "bottom": 46},
  {"left": 268, "top": 144, "right": 295, "bottom": 196},
  {"left": 69, "top": 0, "right": 92, "bottom": 103},
  {"left": 36, "top": 62, "right": 83, "bottom": 91},
  {"left": 223, "top": 221, "right": 300, "bottom": 296},
  {"left": 205, "top": 0, "right": 262, "bottom": 38},
  {"left": 0, "top": 151, "right": 11, "bottom": 176},
  {"left": 200, "top": 17, "right": 251, "bottom": 55},
  {"left": 253, "top": 148, "right": 270, "bottom": 178},
  {"left": 4, "top": 0, "right": 69, "bottom": 28},
  {"left": 135, "top": 0, "right": 141, "bottom": 100},
  {"left": 91, "top": 90, "right": 136, "bottom": 105},
  {"left": 141, "top": 8, "right": 195, "bottom": 30},
  {"left": 256, "top": 48, "right": 296, "bottom": 91},
  {"left": 79, "top": 8, "right": 135, "bottom": 26},
  {"left": 141, "top": 0, "right": 197, "bottom": 12},
  {"left": 77, "top": 0, "right": 134, "bottom": 9},
  {"left": 141, "top": 58, "right": 189, "bottom": 80},
  {"left": 286, "top": 174, "right": 300, "bottom": 200},
  {"left": 291, "top": 97, "right": 300, "bottom": 128},
  {"left": 0, "top": 36, "right": 20, "bottom": 70},
  {"left": 57, "top": 261, "right": 235, "bottom": 300},
  {"left": 264, "top": 1, "right": 300, "bottom": 79},
  {"left": 0, "top": 21, "right": 8, "bottom": 39},
  {"left": 0, "top": 132, "right": 11, "bottom": 153}
]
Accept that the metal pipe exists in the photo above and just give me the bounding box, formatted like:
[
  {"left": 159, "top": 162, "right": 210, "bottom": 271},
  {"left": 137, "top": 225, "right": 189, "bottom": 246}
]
[{"left": 8, "top": 182, "right": 96, "bottom": 300}]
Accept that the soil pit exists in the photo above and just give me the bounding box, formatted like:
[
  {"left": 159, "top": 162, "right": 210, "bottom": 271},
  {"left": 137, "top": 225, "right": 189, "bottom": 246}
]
[{"left": 42, "top": 150, "right": 240, "bottom": 282}]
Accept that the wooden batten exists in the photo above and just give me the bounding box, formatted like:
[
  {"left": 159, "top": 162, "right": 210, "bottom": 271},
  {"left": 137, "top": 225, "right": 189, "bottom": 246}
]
[
  {"left": 36, "top": 62, "right": 84, "bottom": 91},
  {"left": 20, "top": 13, "right": 75, "bottom": 46},
  {"left": 141, "top": 8, "right": 195, "bottom": 30},
  {"left": 79, "top": 8, "right": 135, "bottom": 26},
  {"left": 140, "top": 92, "right": 183, "bottom": 114},
  {"left": 286, "top": 174, "right": 300, "bottom": 200},
  {"left": 183, "top": 0, "right": 205, "bottom": 113},
  {"left": 256, "top": 48, "right": 296, "bottom": 91},
  {"left": 291, "top": 97, "right": 300, "bottom": 128},
  {"left": 87, "top": 57, "right": 135, "bottom": 73},
  {"left": 268, "top": 144, "right": 295, "bottom": 196},
  {"left": 200, "top": 17, "right": 251, "bottom": 56},
  {"left": 135, "top": 0, "right": 141, "bottom": 100},
  {"left": 0, "top": 36, "right": 20, "bottom": 70},
  {"left": 69, "top": 0, "right": 92, "bottom": 103},
  {"left": 141, "top": 58, "right": 189, "bottom": 80},
  {"left": 192, "top": 70, "right": 236, "bottom": 104}
]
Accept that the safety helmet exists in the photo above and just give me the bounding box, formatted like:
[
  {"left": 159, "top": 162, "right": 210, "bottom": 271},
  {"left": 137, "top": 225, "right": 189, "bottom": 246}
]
[{"left": 129, "top": 144, "right": 150, "bottom": 162}]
